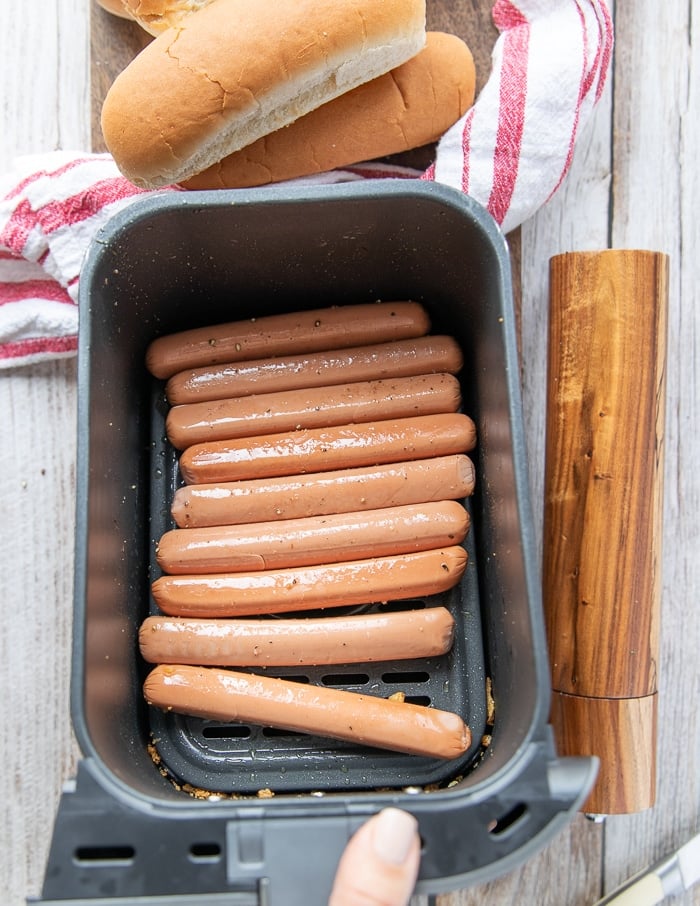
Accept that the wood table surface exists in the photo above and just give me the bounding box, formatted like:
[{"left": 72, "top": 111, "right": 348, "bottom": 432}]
[{"left": 1, "top": 2, "right": 698, "bottom": 904}]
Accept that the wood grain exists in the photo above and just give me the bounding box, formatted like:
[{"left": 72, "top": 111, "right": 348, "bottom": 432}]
[
  {"left": 0, "top": 0, "right": 91, "bottom": 165},
  {"left": 1, "top": 4, "right": 88, "bottom": 904},
  {"left": 520, "top": 0, "right": 699, "bottom": 900},
  {"left": 543, "top": 250, "right": 668, "bottom": 816},
  {"left": 0, "top": 359, "right": 81, "bottom": 903},
  {"left": 551, "top": 691, "right": 658, "bottom": 816},
  {"left": 601, "top": 0, "right": 700, "bottom": 896},
  {"left": 545, "top": 250, "right": 667, "bottom": 701}
]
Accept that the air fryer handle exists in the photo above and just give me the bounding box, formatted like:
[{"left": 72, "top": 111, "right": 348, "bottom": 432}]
[
  {"left": 226, "top": 812, "right": 361, "bottom": 905},
  {"left": 30, "top": 759, "right": 358, "bottom": 906},
  {"left": 33, "top": 743, "right": 596, "bottom": 905}
]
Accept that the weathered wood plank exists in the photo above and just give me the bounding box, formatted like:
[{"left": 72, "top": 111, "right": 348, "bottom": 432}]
[
  {"left": 1, "top": 4, "right": 88, "bottom": 903},
  {"left": 0, "top": 359, "right": 81, "bottom": 903},
  {"left": 604, "top": 0, "right": 700, "bottom": 900},
  {"left": 437, "top": 815, "right": 604, "bottom": 906},
  {"left": 0, "top": 0, "right": 90, "bottom": 167}
]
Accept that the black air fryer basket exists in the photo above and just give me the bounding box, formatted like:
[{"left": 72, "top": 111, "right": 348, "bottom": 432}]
[{"left": 33, "top": 181, "right": 596, "bottom": 906}]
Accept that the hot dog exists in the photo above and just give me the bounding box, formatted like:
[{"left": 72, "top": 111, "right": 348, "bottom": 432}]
[
  {"left": 171, "top": 455, "right": 475, "bottom": 528},
  {"left": 166, "top": 373, "right": 462, "bottom": 450},
  {"left": 143, "top": 664, "right": 471, "bottom": 759},
  {"left": 179, "top": 413, "right": 476, "bottom": 485},
  {"left": 139, "top": 607, "right": 455, "bottom": 667},
  {"left": 165, "top": 336, "right": 463, "bottom": 406},
  {"left": 151, "top": 546, "right": 467, "bottom": 617},
  {"left": 156, "top": 500, "right": 469, "bottom": 575},
  {"left": 146, "top": 302, "right": 430, "bottom": 380}
]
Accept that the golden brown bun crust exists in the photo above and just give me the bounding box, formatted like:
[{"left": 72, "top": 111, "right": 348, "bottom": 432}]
[
  {"left": 95, "top": 0, "right": 134, "bottom": 19},
  {"left": 122, "top": 0, "right": 213, "bottom": 35},
  {"left": 184, "top": 32, "right": 476, "bottom": 190},
  {"left": 101, "top": 0, "right": 427, "bottom": 188}
]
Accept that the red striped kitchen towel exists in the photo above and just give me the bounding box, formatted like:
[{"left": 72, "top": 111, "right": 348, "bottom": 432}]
[{"left": 0, "top": 0, "right": 612, "bottom": 369}]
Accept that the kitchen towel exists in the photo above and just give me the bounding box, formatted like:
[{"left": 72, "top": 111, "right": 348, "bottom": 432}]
[{"left": 0, "top": 0, "right": 612, "bottom": 369}]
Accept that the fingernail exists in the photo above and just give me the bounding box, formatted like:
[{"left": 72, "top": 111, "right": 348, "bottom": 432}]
[{"left": 371, "top": 808, "right": 418, "bottom": 865}]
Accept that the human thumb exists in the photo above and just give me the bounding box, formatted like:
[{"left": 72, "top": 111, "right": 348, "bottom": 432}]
[{"left": 328, "top": 808, "right": 421, "bottom": 906}]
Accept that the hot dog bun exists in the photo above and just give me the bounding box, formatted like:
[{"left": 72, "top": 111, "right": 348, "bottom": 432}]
[
  {"left": 95, "top": 0, "right": 212, "bottom": 33},
  {"left": 183, "top": 32, "right": 475, "bottom": 190},
  {"left": 101, "top": 0, "right": 427, "bottom": 188},
  {"left": 95, "top": 0, "right": 135, "bottom": 19},
  {"left": 121, "top": 0, "right": 213, "bottom": 34}
]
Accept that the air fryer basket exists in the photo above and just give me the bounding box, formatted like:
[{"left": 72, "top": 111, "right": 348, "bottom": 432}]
[{"left": 33, "top": 181, "right": 596, "bottom": 906}]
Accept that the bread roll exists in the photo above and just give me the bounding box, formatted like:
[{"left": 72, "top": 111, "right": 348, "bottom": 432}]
[
  {"left": 122, "top": 0, "right": 213, "bottom": 35},
  {"left": 184, "top": 32, "right": 475, "bottom": 190},
  {"left": 95, "top": 0, "right": 134, "bottom": 19},
  {"left": 101, "top": 0, "right": 427, "bottom": 188}
]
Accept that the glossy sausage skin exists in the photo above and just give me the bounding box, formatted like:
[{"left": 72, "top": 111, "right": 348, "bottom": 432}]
[
  {"left": 171, "top": 454, "right": 475, "bottom": 527},
  {"left": 151, "top": 546, "right": 468, "bottom": 616},
  {"left": 146, "top": 301, "right": 431, "bottom": 379},
  {"left": 165, "top": 335, "right": 463, "bottom": 405},
  {"left": 156, "top": 500, "right": 469, "bottom": 575},
  {"left": 139, "top": 606, "right": 455, "bottom": 667},
  {"left": 179, "top": 412, "right": 476, "bottom": 485},
  {"left": 143, "top": 664, "right": 471, "bottom": 759},
  {"left": 166, "top": 373, "right": 462, "bottom": 450}
]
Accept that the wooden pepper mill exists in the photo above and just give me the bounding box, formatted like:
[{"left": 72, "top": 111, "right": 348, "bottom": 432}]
[{"left": 543, "top": 250, "right": 668, "bottom": 814}]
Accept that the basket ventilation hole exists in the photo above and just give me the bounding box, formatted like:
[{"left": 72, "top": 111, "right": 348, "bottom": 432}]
[
  {"left": 321, "top": 672, "right": 369, "bottom": 686},
  {"left": 379, "top": 599, "right": 426, "bottom": 612},
  {"left": 404, "top": 695, "right": 431, "bottom": 706},
  {"left": 203, "top": 725, "right": 251, "bottom": 738},
  {"left": 262, "top": 726, "right": 308, "bottom": 737},
  {"left": 189, "top": 842, "right": 222, "bottom": 861},
  {"left": 488, "top": 802, "right": 529, "bottom": 837},
  {"left": 74, "top": 845, "right": 135, "bottom": 865},
  {"left": 381, "top": 671, "right": 430, "bottom": 683}
]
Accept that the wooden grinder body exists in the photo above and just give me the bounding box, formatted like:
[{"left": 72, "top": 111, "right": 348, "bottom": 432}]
[{"left": 544, "top": 250, "right": 668, "bottom": 814}]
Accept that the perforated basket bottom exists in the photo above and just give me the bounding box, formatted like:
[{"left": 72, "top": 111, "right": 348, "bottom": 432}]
[{"left": 145, "top": 384, "right": 488, "bottom": 796}]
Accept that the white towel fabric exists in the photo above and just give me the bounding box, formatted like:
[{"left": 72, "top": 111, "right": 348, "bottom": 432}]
[
  {"left": 428, "top": 0, "right": 613, "bottom": 233},
  {"left": 0, "top": 0, "right": 612, "bottom": 369}
]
